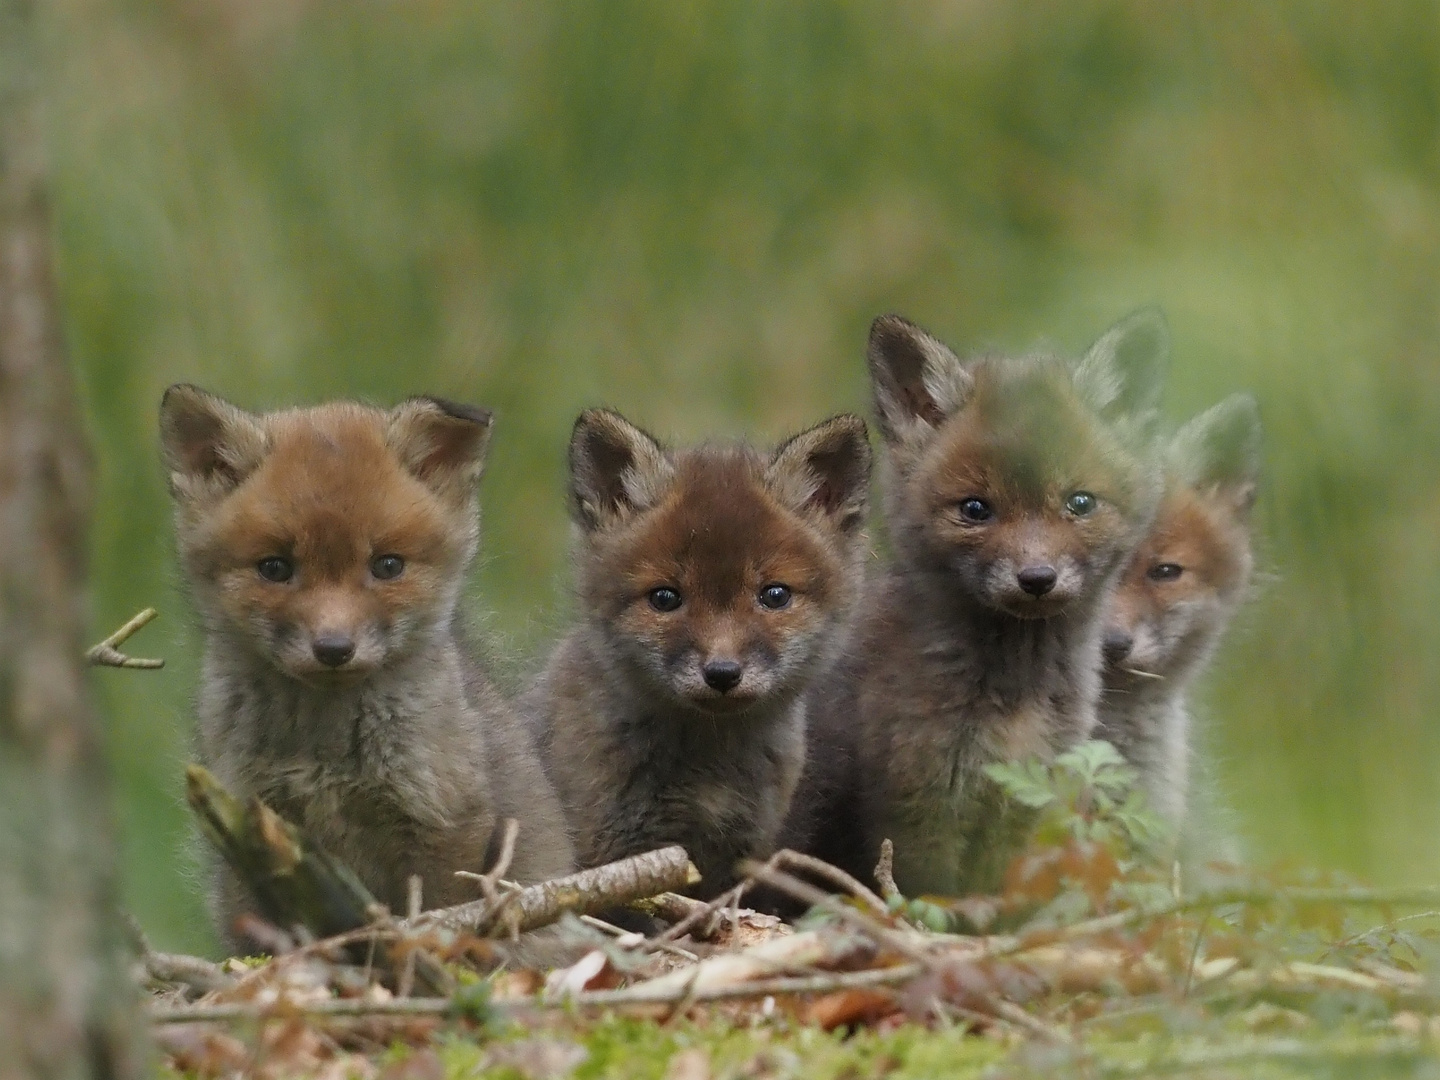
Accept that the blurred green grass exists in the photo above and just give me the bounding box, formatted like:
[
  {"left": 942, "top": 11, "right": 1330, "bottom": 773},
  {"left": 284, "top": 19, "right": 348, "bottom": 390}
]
[{"left": 44, "top": 0, "right": 1440, "bottom": 953}]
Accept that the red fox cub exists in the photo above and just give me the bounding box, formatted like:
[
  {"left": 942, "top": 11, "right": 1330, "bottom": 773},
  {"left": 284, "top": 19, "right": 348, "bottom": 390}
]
[
  {"left": 793, "top": 312, "right": 1168, "bottom": 899},
  {"left": 521, "top": 408, "right": 871, "bottom": 898},
  {"left": 1096, "top": 394, "right": 1261, "bottom": 828},
  {"left": 160, "top": 386, "right": 573, "bottom": 944}
]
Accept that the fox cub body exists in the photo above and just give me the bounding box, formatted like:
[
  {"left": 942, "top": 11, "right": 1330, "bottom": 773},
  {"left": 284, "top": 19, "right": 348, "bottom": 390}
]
[
  {"left": 161, "top": 387, "right": 573, "bottom": 941},
  {"left": 798, "top": 312, "right": 1168, "bottom": 898},
  {"left": 522, "top": 409, "right": 871, "bottom": 897},
  {"left": 1096, "top": 394, "right": 1261, "bottom": 828}
]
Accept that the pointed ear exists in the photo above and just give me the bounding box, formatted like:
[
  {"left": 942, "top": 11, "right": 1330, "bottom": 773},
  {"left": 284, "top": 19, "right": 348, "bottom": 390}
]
[
  {"left": 159, "top": 384, "right": 269, "bottom": 503},
  {"left": 387, "top": 396, "right": 493, "bottom": 503},
  {"left": 867, "top": 314, "right": 973, "bottom": 443},
  {"left": 1170, "top": 393, "right": 1262, "bottom": 516},
  {"left": 1073, "top": 308, "right": 1169, "bottom": 422},
  {"left": 568, "top": 409, "right": 673, "bottom": 531},
  {"left": 766, "top": 414, "right": 872, "bottom": 534}
]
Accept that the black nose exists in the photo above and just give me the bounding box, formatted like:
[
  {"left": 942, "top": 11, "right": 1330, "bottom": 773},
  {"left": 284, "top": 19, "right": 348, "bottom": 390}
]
[
  {"left": 1016, "top": 565, "right": 1058, "bottom": 596},
  {"left": 1102, "top": 629, "right": 1134, "bottom": 664},
  {"left": 702, "top": 659, "right": 743, "bottom": 693},
  {"left": 313, "top": 635, "right": 356, "bottom": 668}
]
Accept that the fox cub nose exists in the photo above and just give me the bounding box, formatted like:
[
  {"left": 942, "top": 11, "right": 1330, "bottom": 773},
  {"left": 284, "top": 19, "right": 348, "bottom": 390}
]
[
  {"left": 1101, "top": 629, "right": 1134, "bottom": 664},
  {"left": 702, "top": 659, "right": 744, "bottom": 693},
  {"left": 1016, "top": 565, "right": 1058, "bottom": 596},
  {"left": 312, "top": 634, "right": 357, "bottom": 668}
]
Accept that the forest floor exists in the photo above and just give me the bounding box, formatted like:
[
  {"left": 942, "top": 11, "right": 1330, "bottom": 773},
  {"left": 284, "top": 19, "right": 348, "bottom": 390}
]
[{"left": 145, "top": 745, "right": 1440, "bottom": 1080}]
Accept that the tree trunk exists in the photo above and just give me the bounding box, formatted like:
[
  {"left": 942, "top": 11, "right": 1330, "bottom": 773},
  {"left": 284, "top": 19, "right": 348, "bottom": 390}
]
[{"left": 0, "top": 1, "right": 145, "bottom": 1076}]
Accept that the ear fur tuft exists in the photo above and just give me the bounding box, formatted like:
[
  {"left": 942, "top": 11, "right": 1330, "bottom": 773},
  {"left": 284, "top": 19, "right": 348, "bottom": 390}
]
[
  {"left": 1073, "top": 308, "right": 1170, "bottom": 423},
  {"left": 866, "top": 314, "right": 973, "bottom": 443},
  {"left": 159, "top": 384, "right": 269, "bottom": 502},
  {"left": 766, "top": 414, "right": 872, "bottom": 533},
  {"left": 568, "top": 409, "right": 673, "bottom": 530},
  {"left": 387, "top": 396, "right": 494, "bottom": 502},
  {"left": 1170, "top": 393, "right": 1262, "bottom": 514}
]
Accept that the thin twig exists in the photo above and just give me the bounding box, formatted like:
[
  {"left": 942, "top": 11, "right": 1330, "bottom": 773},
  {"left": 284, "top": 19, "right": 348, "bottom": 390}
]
[
  {"left": 874, "top": 839, "right": 900, "bottom": 904},
  {"left": 739, "top": 859, "right": 933, "bottom": 964},
  {"left": 579, "top": 914, "right": 698, "bottom": 962},
  {"left": 652, "top": 883, "right": 746, "bottom": 945},
  {"left": 149, "top": 963, "right": 926, "bottom": 1025},
  {"left": 86, "top": 607, "right": 164, "bottom": 668},
  {"left": 772, "top": 849, "right": 888, "bottom": 918}
]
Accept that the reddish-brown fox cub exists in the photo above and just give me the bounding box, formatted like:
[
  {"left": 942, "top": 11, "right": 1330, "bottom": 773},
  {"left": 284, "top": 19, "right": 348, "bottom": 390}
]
[
  {"left": 791, "top": 312, "right": 1168, "bottom": 899},
  {"left": 160, "top": 386, "right": 573, "bottom": 944},
  {"left": 521, "top": 409, "right": 871, "bottom": 898},
  {"left": 1096, "top": 394, "right": 1262, "bottom": 829}
]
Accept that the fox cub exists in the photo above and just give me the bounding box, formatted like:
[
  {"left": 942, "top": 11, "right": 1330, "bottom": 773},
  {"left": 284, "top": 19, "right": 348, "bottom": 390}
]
[
  {"left": 796, "top": 312, "right": 1168, "bottom": 898},
  {"left": 160, "top": 386, "right": 573, "bottom": 941},
  {"left": 1096, "top": 394, "right": 1261, "bottom": 828},
  {"left": 521, "top": 409, "right": 871, "bottom": 897}
]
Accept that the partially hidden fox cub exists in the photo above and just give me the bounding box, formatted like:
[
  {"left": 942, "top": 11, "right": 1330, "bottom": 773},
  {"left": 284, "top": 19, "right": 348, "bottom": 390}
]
[
  {"left": 160, "top": 386, "right": 573, "bottom": 943},
  {"left": 794, "top": 312, "right": 1168, "bottom": 898},
  {"left": 1096, "top": 394, "right": 1261, "bottom": 828},
  {"left": 521, "top": 409, "right": 871, "bottom": 898}
]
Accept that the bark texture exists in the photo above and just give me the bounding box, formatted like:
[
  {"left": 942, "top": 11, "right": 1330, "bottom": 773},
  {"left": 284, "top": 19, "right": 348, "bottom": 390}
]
[{"left": 0, "top": 1, "right": 145, "bottom": 1076}]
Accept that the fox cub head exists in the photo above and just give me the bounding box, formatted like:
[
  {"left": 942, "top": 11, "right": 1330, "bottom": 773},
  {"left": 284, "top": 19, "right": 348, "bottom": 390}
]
[
  {"left": 568, "top": 409, "right": 871, "bottom": 715},
  {"left": 867, "top": 311, "right": 1168, "bottom": 619},
  {"left": 1102, "top": 394, "right": 1261, "bottom": 685},
  {"left": 160, "top": 385, "right": 493, "bottom": 683}
]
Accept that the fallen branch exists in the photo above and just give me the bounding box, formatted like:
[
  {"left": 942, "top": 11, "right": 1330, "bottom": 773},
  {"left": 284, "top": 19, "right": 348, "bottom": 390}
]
[
  {"left": 86, "top": 607, "right": 164, "bottom": 669},
  {"left": 149, "top": 962, "right": 925, "bottom": 1026},
  {"left": 409, "top": 846, "right": 700, "bottom": 935}
]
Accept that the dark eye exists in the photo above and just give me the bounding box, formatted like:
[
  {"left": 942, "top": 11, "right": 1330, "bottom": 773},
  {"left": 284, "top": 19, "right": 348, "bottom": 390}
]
[
  {"left": 1147, "top": 562, "right": 1183, "bottom": 582},
  {"left": 648, "top": 587, "right": 682, "bottom": 613},
  {"left": 371, "top": 554, "right": 405, "bottom": 580},
  {"left": 956, "top": 497, "right": 993, "bottom": 523},
  {"left": 1065, "top": 491, "right": 1098, "bottom": 517},
  {"left": 758, "top": 584, "right": 792, "bottom": 610},
  {"left": 256, "top": 556, "right": 293, "bottom": 583}
]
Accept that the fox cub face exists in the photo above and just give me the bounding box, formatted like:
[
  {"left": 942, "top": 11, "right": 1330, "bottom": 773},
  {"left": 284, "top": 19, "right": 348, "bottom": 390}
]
[
  {"left": 568, "top": 409, "right": 871, "bottom": 714},
  {"left": 1103, "top": 394, "right": 1261, "bottom": 683},
  {"left": 868, "top": 312, "right": 1168, "bottom": 618},
  {"left": 160, "top": 385, "right": 492, "bottom": 684}
]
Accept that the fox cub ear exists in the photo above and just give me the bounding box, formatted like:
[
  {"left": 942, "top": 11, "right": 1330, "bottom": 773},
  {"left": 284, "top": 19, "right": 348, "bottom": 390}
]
[
  {"left": 766, "top": 414, "right": 871, "bottom": 533},
  {"left": 568, "top": 409, "right": 674, "bottom": 531},
  {"left": 1170, "top": 393, "right": 1262, "bottom": 516},
  {"left": 159, "top": 384, "right": 269, "bottom": 503},
  {"left": 867, "top": 314, "right": 973, "bottom": 443},
  {"left": 1073, "top": 308, "right": 1170, "bottom": 423},
  {"left": 387, "top": 397, "right": 494, "bottom": 504}
]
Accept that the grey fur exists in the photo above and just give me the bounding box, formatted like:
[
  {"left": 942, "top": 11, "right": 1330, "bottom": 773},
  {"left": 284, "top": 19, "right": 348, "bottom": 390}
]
[
  {"left": 523, "top": 411, "right": 870, "bottom": 898},
  {"left": 793, "top": 313, "right": 1165, "bottom": 898},
  {"left": 1096, "top": 394, "right": 1261, "bottom": 834}
]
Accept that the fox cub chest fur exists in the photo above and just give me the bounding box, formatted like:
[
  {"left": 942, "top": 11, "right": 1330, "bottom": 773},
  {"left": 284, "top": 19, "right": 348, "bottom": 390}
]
[
  {"left": 523, "top": 409, "right": 870, "bottom": 897},
  {"left": 799, "top": 312, "right": 1168, "bottom": 898},
  {"left": 161, "top": 387, "right": 573, "bottom": 941},
  {"left": 1097, "top": 395, "right": 1261, "bottom": 827}
]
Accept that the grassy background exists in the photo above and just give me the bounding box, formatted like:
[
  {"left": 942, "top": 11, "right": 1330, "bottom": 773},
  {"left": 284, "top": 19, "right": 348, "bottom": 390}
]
[{"left": 43, "top": 0, "right": 1440, "bottom": 954}]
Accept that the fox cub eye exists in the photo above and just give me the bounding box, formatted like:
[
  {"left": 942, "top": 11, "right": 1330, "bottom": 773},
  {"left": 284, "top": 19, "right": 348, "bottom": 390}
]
[
  {"left": 956, "top": 497, "right": 993, "bottom": 523},
  {"left": 758, "top": 584, "right": 792, "bottom": 610},
  {"left": 1064, "top": 491, "right": 1098, "bottom": 517},
  {"left": 256, "top": 556, "right": 293, "bottom": 583},
  {"left": 1147, "top": 562, "right": 1183, "bottom": 582},
  {"left": 648, "top": 587, "right": 682, "bottom": 613},
  {"left": 371, "top": 554, "right": 405, "bottom": 580}
]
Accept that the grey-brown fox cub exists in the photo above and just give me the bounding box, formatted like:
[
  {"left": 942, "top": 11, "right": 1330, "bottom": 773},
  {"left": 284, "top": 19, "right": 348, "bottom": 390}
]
[
  {"left": 1096, "top": 394, "right": 1261, "bottom": 829},
  {"left": 161, "top": 386, "right": 573, "bottom": 945},
  {"left": 791, "top": 311, "right": 1168, "bottom": 898},
  {"left": 521, "top": 408, "right": 871, "bottom": 898}
]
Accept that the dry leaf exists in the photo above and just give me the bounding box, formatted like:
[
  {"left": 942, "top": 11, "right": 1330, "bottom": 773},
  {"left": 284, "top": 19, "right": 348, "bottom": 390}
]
[{"left": 803, "top": 988, "right": 900, "bottom": 1031}]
